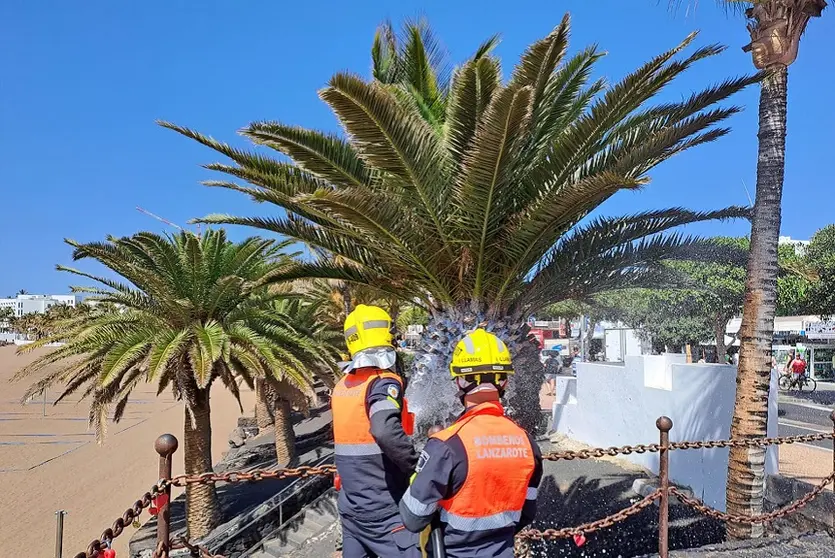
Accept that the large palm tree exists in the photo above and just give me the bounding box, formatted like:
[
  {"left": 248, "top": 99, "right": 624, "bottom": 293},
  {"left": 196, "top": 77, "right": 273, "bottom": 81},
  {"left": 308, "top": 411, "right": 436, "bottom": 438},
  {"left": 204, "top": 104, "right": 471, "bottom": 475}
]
[
  {"left": 14, "top": 230, "right": 324, "bottom": 538},
  {"left": 731, "top": 1, "right": 825, "bottom": 539},
  {"left": 162, "top": 15, "right": 756, "bottom": 433},
  {"left": 670, "top": 0, "right": 826, "bottom": 537}
]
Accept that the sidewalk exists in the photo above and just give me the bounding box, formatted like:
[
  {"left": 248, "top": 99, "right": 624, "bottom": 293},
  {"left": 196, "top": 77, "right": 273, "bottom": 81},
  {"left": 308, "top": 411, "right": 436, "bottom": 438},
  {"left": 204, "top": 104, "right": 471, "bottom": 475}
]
[{"left": 779, "top": 443, "right": 833, "bottom": 490}]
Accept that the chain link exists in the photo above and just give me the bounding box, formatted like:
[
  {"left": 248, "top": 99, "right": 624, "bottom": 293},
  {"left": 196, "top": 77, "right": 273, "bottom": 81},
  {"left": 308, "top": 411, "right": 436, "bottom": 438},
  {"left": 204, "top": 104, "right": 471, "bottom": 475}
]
[
  {"left": 544, "top": 432, "right": 835, "bottom": 461},
  {"left": 75, "top": 431, "right": 835, "bottom": 557},
  {"left": 169, "top": 464, "right": 337, "bottom": 487},
  {"left": 670, "top": 471, "right": 835, "bottom": 524},
  {"left": 72, "top": 480, "right": 170, "bottom": 558},
  {"left": 517, "top": 489, "right": 663, "bottom": 540}
]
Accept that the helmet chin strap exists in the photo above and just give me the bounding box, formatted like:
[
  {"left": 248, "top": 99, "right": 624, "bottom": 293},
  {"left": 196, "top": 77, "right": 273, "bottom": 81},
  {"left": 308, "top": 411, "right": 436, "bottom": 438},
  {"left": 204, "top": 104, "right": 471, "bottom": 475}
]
[{"left": 455, "top": 376, "right": 508, "bottom": 405}]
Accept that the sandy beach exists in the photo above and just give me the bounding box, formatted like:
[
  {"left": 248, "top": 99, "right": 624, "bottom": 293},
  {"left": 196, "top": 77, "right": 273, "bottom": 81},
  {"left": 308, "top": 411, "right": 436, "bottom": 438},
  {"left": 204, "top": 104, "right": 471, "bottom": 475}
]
[{"left": 0, "top": 345, "right": 254, "bottom": 558}]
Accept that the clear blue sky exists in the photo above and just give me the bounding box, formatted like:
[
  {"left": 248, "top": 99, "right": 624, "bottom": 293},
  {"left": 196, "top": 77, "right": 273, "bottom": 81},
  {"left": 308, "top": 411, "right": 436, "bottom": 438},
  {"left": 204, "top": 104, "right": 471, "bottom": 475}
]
[{"left": 1, "top": 1, "right": 832, "bottom": 296}]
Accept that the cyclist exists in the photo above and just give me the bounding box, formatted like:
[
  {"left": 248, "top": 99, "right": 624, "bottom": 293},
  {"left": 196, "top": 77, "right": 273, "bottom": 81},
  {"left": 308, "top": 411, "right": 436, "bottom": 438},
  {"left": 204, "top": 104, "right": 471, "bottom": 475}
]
[{"left": 789, "top": 352, "right": 808, "bottom": 389}]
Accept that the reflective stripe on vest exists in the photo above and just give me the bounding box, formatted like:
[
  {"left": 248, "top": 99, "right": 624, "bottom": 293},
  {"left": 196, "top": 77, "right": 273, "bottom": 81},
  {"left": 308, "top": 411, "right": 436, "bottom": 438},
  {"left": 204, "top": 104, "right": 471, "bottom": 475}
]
[
  {"left": 433, "top": 401, "right": 535, "bottom": 533},
  {"left": 332, "top": 368, "right": 404, "bottom": 456}
]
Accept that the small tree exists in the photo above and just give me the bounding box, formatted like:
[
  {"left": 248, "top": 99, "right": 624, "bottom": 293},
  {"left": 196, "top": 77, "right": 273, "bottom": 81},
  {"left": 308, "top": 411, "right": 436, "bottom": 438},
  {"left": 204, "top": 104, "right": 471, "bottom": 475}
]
[{"left": 801, "top": 225, "right": 835, "bottom": 317}]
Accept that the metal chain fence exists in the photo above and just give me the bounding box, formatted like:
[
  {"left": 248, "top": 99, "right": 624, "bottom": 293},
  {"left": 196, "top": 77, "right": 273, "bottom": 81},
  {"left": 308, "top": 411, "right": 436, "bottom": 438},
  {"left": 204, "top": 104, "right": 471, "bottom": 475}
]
[
  {"left": 542, "top": 431, "right": 835, "bottom": 461},
  {"left": 72, "top": 426, "right": 835, "bottom": 558}
]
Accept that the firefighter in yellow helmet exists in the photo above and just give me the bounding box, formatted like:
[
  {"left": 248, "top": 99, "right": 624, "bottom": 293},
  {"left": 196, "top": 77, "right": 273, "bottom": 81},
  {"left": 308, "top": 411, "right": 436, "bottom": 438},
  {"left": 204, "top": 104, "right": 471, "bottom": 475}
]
[
  {"left": 399, "top": 329, "right": 543, "bottom": 558},
  {"left": 332, "top": 305, "right": 420, "bottom": 558}
]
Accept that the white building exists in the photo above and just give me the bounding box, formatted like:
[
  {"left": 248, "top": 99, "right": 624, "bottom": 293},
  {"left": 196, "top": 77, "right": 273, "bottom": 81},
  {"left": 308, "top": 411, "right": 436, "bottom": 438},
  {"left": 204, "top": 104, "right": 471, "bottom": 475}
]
[
  {"left": 779, "top": 235, "right": 810, "bottom": 254},
  {"left": 0, "top": 294, "right": 80, "bottom": 318}
]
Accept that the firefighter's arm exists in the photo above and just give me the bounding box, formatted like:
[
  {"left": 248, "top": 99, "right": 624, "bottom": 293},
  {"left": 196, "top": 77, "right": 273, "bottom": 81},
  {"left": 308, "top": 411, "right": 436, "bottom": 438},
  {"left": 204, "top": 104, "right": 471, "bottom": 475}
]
[
  {"left": 399, "top": 438, "right": 454, "bottom": 533},
  {"left": 367, "top": 378, "right": 418, "bottom": 474},
  {"left": 518, "top": 432, "right": 544, "bottom": 533}
]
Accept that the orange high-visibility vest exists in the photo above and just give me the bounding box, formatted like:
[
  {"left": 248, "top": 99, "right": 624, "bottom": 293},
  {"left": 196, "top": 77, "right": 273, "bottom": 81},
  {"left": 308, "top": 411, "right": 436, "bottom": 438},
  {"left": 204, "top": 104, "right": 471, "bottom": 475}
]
[
  {"left": 332, "top": 368, "right": 413, "bottom": 457},
  {"left": 431, "top": 402, "right": 535, "bottom": 532}
]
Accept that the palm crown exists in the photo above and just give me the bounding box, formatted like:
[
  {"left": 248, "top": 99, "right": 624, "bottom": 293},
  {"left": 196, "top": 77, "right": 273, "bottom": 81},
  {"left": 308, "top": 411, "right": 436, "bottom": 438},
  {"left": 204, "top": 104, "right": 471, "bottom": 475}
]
[
  {"left": 162, "top": 14, "right": 755, "bottom": 320},
  {"left": 16, "top": 230, "right": 334, "bottom": 439}
]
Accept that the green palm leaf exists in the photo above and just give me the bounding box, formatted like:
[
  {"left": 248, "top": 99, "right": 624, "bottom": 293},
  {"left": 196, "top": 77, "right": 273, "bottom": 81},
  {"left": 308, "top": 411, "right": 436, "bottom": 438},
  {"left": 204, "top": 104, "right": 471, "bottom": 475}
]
[{"left": 165, "top": 15, "right": 755, "bottom": 328}]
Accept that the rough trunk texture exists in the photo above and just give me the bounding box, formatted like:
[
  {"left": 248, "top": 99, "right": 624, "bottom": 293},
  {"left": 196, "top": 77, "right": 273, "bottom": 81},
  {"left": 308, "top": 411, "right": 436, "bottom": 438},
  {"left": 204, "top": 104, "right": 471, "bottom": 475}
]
[
  {"left": 726, "top": 66, "right": 787, "bottom": 540},
  {"left": 183, "top": 388, "right": 222, "bottom": 539},
  {"left": 339, "top": 283, "right": 353, "bottom": 317},
  {"left": 254, "top": 378, "right": 274, "bottom": 428},
  {"left": 273, "top": 394, "right": 296, "bottom": 466},
  {"left": 715, "top": 315, "right": 728, "bottom": 364},
  {"left": 406, "top": 307, "right": 545, "bottom": 437}
]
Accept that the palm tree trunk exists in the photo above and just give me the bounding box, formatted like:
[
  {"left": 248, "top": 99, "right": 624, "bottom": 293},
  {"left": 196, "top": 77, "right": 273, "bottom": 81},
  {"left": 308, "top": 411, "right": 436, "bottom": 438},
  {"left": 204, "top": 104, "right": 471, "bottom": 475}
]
[
  {"left": 339, "top": 282, "right": 353, "bottom": 316},
  {"left": 274, "top": 393, "right": 296, "bottom": 466},
  {"left": 726, "top": 66, "right": 787, "bottom": 540},
  {"left": 714, "top": 315, "right": 728, "bottom": 364},
  {"left": 183, "top": 388, "right": 222, "bottom": 539},
  {"left": 255, "top": 378, "right": 274, "bottom": 428}
]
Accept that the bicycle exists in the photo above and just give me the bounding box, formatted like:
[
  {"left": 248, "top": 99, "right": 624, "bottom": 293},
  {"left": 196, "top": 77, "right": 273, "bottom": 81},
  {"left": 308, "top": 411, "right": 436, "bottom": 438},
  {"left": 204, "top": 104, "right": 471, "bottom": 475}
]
[{"left": 778, "top": 372, "right": 817, "bottom": 393}]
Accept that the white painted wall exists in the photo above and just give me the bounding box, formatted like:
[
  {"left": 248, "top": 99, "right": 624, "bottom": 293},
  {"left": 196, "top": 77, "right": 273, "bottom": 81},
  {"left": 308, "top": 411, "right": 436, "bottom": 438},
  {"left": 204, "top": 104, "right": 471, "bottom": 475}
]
[
  {"left": 553, "top": 355, "right": 778, "bottom": 512},
  {"left": 604, "top": 327, "right": 649, "bottom": 361}
]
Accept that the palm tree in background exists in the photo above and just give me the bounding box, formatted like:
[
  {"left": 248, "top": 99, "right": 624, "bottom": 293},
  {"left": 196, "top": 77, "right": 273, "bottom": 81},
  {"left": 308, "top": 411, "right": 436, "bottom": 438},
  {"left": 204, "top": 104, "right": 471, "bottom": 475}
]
[
  {"left": 258, "top": 296, "right": 342, "bottom": 462},
  {"left": 162, "top": 14, "right": 756, "bottom": 433},
  {"left": 14, "top": 230, "right": 332, "bottom": 538},
  {"left": 671, "top": 0, "right": 826, "bottom": 537},
  {"left": 0, "top": 306, "right": 14, "bottom": 331}
]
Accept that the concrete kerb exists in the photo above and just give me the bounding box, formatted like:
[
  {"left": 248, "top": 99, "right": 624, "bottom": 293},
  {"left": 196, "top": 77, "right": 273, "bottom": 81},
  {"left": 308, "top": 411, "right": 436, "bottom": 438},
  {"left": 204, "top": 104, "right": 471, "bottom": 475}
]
[
  {"left": 550, "top": 432, "right": 699, "bottom": 504},
  {"left": 766, "top": 474, "right": 835, "bottom": 530}
]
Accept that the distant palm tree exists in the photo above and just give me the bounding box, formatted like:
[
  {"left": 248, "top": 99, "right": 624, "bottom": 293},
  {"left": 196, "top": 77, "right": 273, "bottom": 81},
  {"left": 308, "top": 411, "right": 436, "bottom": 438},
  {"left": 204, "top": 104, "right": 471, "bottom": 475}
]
[
  {"left": 671, "top": 0, "right": 826, "bottom": 537},
  {"left": 14, "top": 230, "right": 328, "bottom": 539},
  {"left": 162, "top": 15, "right": 755, "bottom": 433},
  {"left": 255, "top": 296, "right": 341, "bottom": 462}
]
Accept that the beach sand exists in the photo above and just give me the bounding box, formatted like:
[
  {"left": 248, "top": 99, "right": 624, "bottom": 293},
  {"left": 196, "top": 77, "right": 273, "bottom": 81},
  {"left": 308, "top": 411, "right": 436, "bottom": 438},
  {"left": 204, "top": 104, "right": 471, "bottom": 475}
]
[{"left": 0, "top": 345, "right": 254, "bottom": 558}]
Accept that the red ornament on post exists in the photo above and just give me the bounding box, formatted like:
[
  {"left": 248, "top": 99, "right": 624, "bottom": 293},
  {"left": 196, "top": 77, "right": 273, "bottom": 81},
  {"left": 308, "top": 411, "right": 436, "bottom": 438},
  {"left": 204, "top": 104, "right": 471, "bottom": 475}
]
[{"left": 149, "top": 493, "right": 169, "bottom": 516}]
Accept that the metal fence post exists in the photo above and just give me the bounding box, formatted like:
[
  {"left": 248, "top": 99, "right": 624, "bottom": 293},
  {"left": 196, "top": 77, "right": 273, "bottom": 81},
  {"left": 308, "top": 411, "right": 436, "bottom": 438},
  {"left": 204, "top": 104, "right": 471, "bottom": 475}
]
[
  {"left": 155, "top": 434, "right": 178, "bottom": 558},
  {"left": 54, "top": 509, "right": 67, "bottom": 558},
  {"left": 657, "top": 416, "right": 673, "bottom": 558}
]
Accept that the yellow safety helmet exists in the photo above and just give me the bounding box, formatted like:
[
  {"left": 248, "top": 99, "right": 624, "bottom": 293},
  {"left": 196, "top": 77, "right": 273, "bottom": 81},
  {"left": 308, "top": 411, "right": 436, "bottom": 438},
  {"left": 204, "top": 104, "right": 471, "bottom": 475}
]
[
  {"left": 450, "top": 329, "right": 514, "bottom": 385},
  {"left": 344, "top": 304, "right": 393, "bottom": 357}
]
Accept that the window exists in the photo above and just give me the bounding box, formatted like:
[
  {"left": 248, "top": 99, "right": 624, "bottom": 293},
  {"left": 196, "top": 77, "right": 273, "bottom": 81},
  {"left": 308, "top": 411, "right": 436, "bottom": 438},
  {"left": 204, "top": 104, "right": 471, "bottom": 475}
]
[{"left": 812, "top": 348, "right": 835, "bottom": 380}]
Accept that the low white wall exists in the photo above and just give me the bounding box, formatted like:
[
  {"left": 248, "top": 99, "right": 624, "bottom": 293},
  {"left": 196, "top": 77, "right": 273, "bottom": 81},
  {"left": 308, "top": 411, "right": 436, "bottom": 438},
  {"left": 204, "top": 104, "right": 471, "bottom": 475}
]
[{"left": 553, "top": 355, "right": 778, "bottom": 512}]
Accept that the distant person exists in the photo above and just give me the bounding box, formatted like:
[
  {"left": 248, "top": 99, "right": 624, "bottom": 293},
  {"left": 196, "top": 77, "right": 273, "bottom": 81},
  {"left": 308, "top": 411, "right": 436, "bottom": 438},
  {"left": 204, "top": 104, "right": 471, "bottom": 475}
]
[
  {"left": 784, "top": 350, "right": 796, "bottom": 374},
  {"left": 543, "top": 356, "right": 560, "bottom": 395},
  {"left": 790, "top": 353, "right": 808, "bottom": 389},
  {"left": 570, "top": 346, "right": 582, "bottom": 376}
]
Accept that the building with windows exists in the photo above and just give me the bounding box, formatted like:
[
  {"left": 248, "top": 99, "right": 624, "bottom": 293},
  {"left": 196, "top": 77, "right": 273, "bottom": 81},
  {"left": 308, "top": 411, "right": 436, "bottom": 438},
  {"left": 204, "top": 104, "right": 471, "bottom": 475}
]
[
  {"left": 0, "top": 294, "right": 80, "bottom": 318},
  {"left": 725, "top": 315, "right": 835, "bottom": 380}
]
